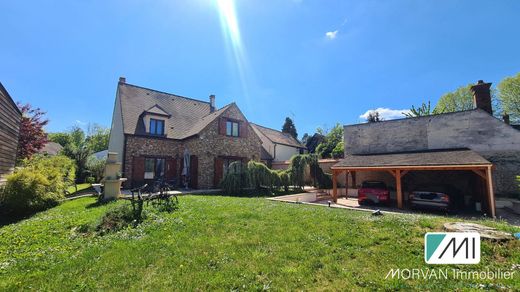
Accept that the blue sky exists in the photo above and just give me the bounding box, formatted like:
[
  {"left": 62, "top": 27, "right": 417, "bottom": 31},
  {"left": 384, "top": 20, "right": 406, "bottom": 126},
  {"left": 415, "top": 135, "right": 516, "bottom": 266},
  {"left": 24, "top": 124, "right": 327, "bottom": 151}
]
[{"left": 1, "top": 0, "right": 520, "bottom": 137}]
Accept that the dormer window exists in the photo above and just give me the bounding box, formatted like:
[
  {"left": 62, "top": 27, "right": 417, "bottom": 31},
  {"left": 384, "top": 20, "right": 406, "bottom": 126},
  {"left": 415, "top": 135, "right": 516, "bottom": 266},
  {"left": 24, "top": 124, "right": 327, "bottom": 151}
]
[
  {"left": 226, "top": 120, "right": 239, "bottom": 137},
  {"left": 150, "top": 118, "right": 165, "bottom": 135}
]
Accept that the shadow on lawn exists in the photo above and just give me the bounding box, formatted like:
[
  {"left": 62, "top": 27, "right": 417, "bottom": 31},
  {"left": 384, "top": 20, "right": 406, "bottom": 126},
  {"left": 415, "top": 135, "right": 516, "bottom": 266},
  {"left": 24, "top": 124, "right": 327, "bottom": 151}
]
[
  {"left": 0, "top": 209, "right": 39, "bottom": 228},
  {"left": 212, "top": 188, "right": 304, "bottom": 198}
]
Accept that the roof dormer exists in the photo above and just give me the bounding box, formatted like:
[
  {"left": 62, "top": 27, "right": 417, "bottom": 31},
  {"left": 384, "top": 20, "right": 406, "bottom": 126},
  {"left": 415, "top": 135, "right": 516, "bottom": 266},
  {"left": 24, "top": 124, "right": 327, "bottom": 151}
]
[{"left": 142, "top": 104, "right": 171, "bottom": 137}]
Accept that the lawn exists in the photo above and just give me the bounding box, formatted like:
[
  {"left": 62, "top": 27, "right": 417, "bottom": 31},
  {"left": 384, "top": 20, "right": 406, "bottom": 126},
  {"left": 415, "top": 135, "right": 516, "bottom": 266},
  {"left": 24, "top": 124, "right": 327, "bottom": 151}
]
[
  {"left": 0, "top": 196, "right": 519, "bottom": 290},
  {"left": 66, "top": 183, "right": 92, "bottom": 196}
]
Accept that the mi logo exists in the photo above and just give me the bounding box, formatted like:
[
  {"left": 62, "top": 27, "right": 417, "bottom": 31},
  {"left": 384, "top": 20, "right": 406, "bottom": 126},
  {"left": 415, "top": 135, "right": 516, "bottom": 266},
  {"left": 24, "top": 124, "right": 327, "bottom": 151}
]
[{"left": 425, "top": 232, "right": 480, "bottom": 264}]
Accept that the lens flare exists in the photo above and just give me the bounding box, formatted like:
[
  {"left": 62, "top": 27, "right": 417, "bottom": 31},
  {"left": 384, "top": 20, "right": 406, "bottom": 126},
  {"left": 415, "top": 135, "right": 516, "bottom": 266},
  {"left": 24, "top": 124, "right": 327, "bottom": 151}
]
[{"left": 216, "top": 0, "right": 252, "bottom": 102}]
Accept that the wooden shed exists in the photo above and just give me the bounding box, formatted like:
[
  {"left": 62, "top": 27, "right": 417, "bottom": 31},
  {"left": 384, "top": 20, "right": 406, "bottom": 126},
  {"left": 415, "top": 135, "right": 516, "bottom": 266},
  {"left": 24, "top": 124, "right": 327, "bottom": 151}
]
[{"left": 0, "top": 82, "right": 22, "bottom": 184}]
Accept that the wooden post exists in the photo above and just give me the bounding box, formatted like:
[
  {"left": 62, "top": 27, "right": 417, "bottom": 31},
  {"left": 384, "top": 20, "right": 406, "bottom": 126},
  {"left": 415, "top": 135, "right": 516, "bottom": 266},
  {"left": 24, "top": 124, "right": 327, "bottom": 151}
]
[
  {"left": 345, "top": 170, "right": 349, "bottom": 198},
  {"left": 396, "top": 169, "right": 403, "bottom": 209},
  {"left": 332, "top": 170, "right": 338, "bottom": 203},
  {"left": 485, "top": 166, "right": 496, "bottom": 218}
]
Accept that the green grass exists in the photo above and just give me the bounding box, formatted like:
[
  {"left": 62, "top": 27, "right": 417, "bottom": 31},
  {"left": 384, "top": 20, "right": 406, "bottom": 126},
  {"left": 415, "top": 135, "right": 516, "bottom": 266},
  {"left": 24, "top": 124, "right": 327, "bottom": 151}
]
[
  {"left": 66, "top": 183, "right": 92, "bottom": 196},
  {"left": 0, "top": 196, "right": 519, "bottom": 291}
]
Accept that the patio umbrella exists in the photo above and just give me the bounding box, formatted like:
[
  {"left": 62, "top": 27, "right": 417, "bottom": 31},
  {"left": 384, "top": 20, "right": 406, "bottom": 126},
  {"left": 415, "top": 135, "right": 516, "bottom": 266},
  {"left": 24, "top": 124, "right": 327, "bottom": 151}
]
[{"left": 181, "top": 148, "right": 190, "bottom": 189}]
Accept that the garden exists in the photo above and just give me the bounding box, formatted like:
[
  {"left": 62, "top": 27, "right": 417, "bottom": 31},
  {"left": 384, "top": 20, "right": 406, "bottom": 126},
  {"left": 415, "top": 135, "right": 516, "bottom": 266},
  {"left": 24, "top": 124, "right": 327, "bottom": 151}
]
[{"left": 0, "top": 195, "right": 519, "bottom": 290}]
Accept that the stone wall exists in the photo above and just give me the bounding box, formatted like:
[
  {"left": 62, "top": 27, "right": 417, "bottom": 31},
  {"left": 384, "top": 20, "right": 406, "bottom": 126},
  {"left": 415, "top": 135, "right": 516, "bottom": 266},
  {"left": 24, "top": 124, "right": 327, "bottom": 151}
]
[
  {"left": 183, "top": 105, "right": 262, "bottom": 188},
  {"left": 124, "top": 104, "right": 262, "bottom": 189},
  {"left": 343, "top": 109, "right": 520, "bottom": 196}
]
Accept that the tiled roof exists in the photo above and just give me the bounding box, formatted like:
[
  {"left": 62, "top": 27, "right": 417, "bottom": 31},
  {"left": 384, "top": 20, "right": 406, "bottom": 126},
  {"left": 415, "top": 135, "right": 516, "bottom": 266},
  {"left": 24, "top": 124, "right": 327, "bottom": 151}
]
[
  {"left": 118, "top": 82, "right": 212, "bottom": 139},
  {"left": 250, "top": 123, "right": 305, "bottom": 148},
  {"left": 333, "top": 148, "right": 491, "bottom": 168},
  {"left": 180, "top": 104, "right": 233, "bottom": 139},
  {"left": 38, "top": 142, "right": 63, "bottom": 156}
]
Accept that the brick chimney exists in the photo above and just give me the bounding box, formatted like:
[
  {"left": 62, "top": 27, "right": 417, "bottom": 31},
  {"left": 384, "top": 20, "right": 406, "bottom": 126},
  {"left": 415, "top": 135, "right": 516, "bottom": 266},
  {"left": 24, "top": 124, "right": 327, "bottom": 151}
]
[
  {"left": 209, "top": 94, "right": 215, "bottom": 113},
  {"left": 503, "top": 113, "right": 510, "bottom": 125},
  {"left": 119, "top": 76, "right": 126, "bottom": 83},
  {"left": 470, "top": 80, "right": 492, "bottom": 115}
]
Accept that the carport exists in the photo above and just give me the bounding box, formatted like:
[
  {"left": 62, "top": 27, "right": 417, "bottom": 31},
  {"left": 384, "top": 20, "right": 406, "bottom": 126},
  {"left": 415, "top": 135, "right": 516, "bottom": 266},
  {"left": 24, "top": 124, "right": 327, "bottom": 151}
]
[{"left": 330, "top": 148, "right": 496, "bottom": 217}]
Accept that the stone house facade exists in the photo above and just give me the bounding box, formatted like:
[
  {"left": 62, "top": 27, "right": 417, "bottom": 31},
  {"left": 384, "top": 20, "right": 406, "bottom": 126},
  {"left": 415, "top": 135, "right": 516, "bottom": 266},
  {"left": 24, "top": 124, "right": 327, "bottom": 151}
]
[{"left": 108, "top": 78, "right": 262, "bottom": 189}]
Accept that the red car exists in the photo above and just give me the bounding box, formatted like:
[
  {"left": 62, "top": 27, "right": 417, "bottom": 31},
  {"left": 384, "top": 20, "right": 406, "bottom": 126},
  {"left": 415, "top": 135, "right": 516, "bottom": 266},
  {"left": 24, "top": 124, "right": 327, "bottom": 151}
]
[{"left": 358, "top": 181, "right": 390, "bottom": 205}]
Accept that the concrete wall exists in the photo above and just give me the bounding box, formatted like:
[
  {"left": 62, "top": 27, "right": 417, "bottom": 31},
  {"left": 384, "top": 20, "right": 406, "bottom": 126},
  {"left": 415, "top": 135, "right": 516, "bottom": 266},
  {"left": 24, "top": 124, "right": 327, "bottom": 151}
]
[
  {"left": 275, "top": 144, "right": 300, "bottom": 162},
  {"left": 344, "top": 109, "right": 520, "bottom": 196},
  {"left": 108, "top": 92, "right": 125, "bottom": 165}
]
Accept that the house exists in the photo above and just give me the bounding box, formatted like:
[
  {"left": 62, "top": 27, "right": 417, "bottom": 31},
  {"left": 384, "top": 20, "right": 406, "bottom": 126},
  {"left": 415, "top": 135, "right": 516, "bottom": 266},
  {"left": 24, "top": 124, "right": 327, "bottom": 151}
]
[
  {"left": 250, "top": 123, "right": 306, "bottom": 164},
  {"left": 107, "top": 77, "right": 262, "bottom": 188},
  {"left": 38, "top": 141, "right": 63, "bottom": 156},
  {"left": 0, "top": 82, "right": 22, "bottom": 185},
  {"left": 332, "top": 80, "right": 520, "bottom": 218}
]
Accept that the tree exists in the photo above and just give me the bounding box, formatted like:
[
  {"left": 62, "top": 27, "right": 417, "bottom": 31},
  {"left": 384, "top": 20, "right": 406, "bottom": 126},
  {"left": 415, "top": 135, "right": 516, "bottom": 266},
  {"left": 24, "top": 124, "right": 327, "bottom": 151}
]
[
  {"left": 60, "top": 127, "right": 92, "bottom": 182},
  {"left": 434, "top": 84, "right": 475, "bottom": 114},
  {"left": 315, "top": 124, "right": 343, "bottom": 158},
  {"left": 305, "top": 133, "right": 325, "bottom": 154},
  {"left": 301, "top": 133, "right": 309, "bottom": 145},
  {"left": 48, "top": 132, "right": 71, "bottom": 148},
  {"left": 498, "top": 72, "right": 520, "bottom": 123},
  {"left": 403, "top": 101, "right": 435, "bottom": 118},
  {"left": 17, "top": 103, "right": 49, "bottom": 161},
  {"left": 282, "top": 117, "right": 298, "bottom": 139},
  {"left": 434, "top": 83, "right": 502, "bottom": 117},
  {"left": 86, "top": 124, "right": 110, "bottom": 153},
  {"left": 366, "top": 111, "right": 383, "bottom": 123}
]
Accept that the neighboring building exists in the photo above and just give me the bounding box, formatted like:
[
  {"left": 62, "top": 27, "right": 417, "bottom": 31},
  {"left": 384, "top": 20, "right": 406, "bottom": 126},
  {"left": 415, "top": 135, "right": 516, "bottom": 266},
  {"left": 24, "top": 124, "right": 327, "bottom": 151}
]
[
  {"left": 108, "top": 77, "right": 262, "bottom": 188},
  {"left": 250, "top": 123, "right": 306, "bottom": 164},
  {"left": 0, "top": 82, "right": 22, "bottom": 185},
  {"left": 332, "top": 80, "right": 520, "bottom": 217},
  {"left": 38, "top": 141, "right": 63, "bottom": 156},
  {"left": 92, "top": 150, "right": 108, "bottom": 160}
]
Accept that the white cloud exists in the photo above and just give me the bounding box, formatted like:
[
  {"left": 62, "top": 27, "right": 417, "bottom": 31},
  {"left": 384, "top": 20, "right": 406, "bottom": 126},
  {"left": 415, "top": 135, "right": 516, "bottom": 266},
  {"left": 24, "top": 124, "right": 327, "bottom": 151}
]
[
  {"left": 359, "top": 108, "right": 411, "bottom": 121},
  {"left": 325, "top": 30, "right": 338, "bottom": 40},
  {"left": 75, "top": 120, "right": 87, "bottom": 126}
]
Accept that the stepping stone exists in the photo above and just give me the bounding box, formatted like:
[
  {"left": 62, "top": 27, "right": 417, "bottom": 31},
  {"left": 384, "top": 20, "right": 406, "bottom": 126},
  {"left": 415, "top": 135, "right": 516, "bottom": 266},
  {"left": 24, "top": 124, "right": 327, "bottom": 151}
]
[{"left": 443, "top": 222, "right": 513, "bottom": 241}]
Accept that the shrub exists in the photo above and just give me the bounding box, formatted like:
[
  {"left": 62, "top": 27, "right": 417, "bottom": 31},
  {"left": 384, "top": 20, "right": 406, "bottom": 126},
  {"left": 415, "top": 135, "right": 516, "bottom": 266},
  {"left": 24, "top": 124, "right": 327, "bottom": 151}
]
[
  {"left": 95, "top": 204, "right": 145, "bottom": 235},
  {"left": 0, "top": 169, "right": 57, "bottom": 214},
  {"left": 85, "top": 176, "right": 96, "bottom": 184},
  {"left": 247, "top": 161, "right": 273, "bottom": 190},
  {"left": 221, "top": 161, "right": 249, "bottom": 195},
  {"left": 0, "top": 155, "right": 75, "bottom": 215},
  {"left": 85, "top": 157, "right": 106, "bottom": 182},
  {"left": 23, "top": 155, "right": 76, "bottom": 192}
]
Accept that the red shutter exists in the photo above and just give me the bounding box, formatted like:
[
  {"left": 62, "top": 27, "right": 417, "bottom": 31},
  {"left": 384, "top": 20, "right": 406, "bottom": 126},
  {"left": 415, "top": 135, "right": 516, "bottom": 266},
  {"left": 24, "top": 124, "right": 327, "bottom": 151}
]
[
  {"left": 190, "top": 155, "right": 198, "bottom": 189},
  {"left": 132, "top": 156, "right": 145, "bottom": 187},
  {"left": 240, "top": 121, "right": 248, "bottom": 138},
  {"left": 214, "top": 157, "right": 224, "bottom": 187},
  {"left": 166, "top": 158, "right": 177, "bottom": 180},
  {"left": 219, "top": 117, "right": 227, "bottom": 135}
]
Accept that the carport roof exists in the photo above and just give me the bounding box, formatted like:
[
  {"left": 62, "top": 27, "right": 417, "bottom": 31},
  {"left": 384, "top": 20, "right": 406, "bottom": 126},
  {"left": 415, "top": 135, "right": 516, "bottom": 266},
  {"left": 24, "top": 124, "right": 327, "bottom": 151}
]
[{"left": 332, "top": 148, "right": 492, "bottom": 169}]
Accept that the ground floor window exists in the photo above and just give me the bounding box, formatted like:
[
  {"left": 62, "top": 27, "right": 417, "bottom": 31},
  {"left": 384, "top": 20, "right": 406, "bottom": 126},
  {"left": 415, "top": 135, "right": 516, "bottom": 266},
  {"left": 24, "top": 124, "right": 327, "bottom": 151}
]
[
  {"left": 223, "top": 158, "right": 242, "bottom": 175},
  {"left": 144, "top": 157, "right": 165, "bottom": 179}
]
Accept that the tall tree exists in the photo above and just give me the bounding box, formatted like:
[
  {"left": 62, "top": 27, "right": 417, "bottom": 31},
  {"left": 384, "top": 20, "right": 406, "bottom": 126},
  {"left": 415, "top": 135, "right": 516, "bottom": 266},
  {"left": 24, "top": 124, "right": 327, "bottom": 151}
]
[
  {"left": 404, "top": 101, "right": 435, "bottom": 118},
  {"left": 282, "top": 117, "right": 298, "bottom": 139},
  {"left": 305, "top": 133, "right": 325, "bottom": 154},
  {"left": 366, "top": 111, "right": 383, "bottom": 123},
  {"left": 48, "top": 132, "right": 71, "bottom": 148},
  {"left": 498, "top": 72, "right": 520, "bottom": 123},
  {"left": 86, "top": 124, "right": 110, "bottom": 153},
  {"left": 315, "top": 124, "right": 343, "bottom": 158},
  {"left": 17, "top": 103, "right": 49, "bottom": 161},
  {"left": 434, "top": 83, "right": 502, "bottom": 116},
  {"left": 60, "top": 127, "right": 92, "bottom": 182},
  {"left": 434, "top": 84, "right": 474, "bottom": 114}
]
